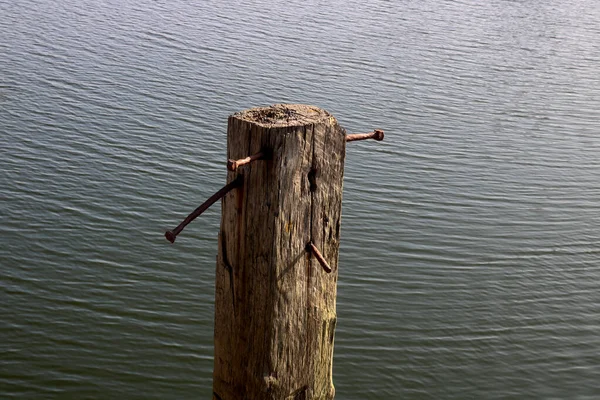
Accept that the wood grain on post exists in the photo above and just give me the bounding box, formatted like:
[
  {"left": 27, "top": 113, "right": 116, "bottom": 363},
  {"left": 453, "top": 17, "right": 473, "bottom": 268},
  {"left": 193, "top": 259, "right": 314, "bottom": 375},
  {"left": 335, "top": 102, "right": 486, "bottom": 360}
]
[{"left": 213, "top": 104, "right": 345, "bottom": 400}]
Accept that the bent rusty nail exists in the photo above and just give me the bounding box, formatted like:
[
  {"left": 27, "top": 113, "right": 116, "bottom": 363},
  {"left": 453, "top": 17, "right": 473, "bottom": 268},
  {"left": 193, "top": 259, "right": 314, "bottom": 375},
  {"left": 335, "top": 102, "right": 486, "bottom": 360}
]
[
  {"left": 165, "top": 175, "right": 243, "bottom": 244},
  {"left": 346, "top": 129, "right": 385, "bottom": 142},
  {"left": 307, "top": 242, "right": 332, "bottom": 273},
  {"left": 227, "top": 149, "right": 269, "bottom": 171}
]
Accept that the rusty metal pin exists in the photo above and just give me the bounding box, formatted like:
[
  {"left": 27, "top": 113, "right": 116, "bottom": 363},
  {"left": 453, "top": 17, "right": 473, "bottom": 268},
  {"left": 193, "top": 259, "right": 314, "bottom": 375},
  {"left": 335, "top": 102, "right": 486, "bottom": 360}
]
[
  {"left": 165, "top": 175, "right": 243, "bottom": 243},
  {"left": 227, "top": 149, "right": 269, "bottom": 171},
  {"left": 307, "top": 242, "right": 332, "bottom": 273},
  {"left": 346, "top": 129, "right": 384, "bottom": 142}
]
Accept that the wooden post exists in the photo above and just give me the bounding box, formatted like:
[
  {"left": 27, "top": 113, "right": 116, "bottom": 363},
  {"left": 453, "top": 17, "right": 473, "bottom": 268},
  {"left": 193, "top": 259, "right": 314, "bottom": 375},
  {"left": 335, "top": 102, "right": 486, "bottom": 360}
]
[{"left": 213, "top": 104, "right": 345, "bottom": 400}]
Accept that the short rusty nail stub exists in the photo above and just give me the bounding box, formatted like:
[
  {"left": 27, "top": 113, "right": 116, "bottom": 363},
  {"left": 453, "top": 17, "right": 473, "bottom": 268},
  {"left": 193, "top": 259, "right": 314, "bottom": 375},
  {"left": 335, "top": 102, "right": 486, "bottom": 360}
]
[
  {"left": 307, "top": 242, "right": 332, "bottom": 273},
  {"left": 346, "top": 129, "right": 385, "bottom": 142},
  {"left": 227, "top": 149, "right": 269, "bottom": 171}
]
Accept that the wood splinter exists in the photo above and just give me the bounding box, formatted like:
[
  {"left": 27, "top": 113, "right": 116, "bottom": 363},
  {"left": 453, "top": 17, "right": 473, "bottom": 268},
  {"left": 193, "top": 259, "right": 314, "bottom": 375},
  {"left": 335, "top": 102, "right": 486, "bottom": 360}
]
[
  {"left": 346, "top": 129, "right": 384, "bottom": 142},
  {"left": 307, "top": 242, "right": 332, "bottom": 273}
]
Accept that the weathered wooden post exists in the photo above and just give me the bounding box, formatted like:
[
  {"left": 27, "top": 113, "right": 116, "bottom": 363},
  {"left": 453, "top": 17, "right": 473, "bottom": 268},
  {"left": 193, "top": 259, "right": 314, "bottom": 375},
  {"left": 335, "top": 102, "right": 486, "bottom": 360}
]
[
  {"left": 213, "top": 104, "right": 344, "bottom": 400},
  {"left": 165, "top": 104, "right": 383, "bottom": 399}
]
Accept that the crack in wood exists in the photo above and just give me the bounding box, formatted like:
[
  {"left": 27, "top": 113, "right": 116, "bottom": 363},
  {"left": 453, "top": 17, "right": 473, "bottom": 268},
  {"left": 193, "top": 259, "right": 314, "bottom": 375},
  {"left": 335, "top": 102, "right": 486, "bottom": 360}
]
[
  {"left": 220, "top": 230, "right": 236, "bottom": 315},
  {"left": 291, "top": 384, "right": 309, "bottom": 400}
]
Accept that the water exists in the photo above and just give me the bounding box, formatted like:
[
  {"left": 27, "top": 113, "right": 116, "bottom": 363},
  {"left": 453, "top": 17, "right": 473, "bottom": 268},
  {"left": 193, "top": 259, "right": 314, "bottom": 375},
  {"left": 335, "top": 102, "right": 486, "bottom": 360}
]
[{"left": 2, "top": 0, "right": 600, "bottom": 398}]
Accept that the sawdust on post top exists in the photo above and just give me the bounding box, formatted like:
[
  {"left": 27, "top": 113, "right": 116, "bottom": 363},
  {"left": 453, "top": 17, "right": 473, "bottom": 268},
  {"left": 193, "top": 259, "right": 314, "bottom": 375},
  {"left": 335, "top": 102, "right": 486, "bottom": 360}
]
[{"left": 234, "top": 104, "right": 334, "bottom": 127}]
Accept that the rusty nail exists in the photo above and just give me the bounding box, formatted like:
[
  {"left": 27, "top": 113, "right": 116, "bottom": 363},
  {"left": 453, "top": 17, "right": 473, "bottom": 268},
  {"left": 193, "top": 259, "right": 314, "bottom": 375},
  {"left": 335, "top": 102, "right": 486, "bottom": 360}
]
[
  {"left": 307, "top": 241, "right": 332, "bottom": 273},
  {"left": 227, "top": 149, "right": 270, "bottom": 171},
  {"left": 165, "top": 175, "right": 243, "bottom": 243},
  {"left": 346, "top": 129, "right": 384, "bottom": 142}
]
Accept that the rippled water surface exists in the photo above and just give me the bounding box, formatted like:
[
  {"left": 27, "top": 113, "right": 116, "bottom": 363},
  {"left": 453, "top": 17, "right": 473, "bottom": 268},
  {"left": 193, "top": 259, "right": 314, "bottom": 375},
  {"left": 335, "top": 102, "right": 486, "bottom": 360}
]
[{"left": 2, "top": 0, "right": 600, "bottom": 398}]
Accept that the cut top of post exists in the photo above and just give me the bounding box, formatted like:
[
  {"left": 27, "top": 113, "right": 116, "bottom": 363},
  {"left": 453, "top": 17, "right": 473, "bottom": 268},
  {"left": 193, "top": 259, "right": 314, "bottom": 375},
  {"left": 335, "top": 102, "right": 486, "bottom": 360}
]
[{"left": 232, "top": 103, "right": 335, "bottom": 128}]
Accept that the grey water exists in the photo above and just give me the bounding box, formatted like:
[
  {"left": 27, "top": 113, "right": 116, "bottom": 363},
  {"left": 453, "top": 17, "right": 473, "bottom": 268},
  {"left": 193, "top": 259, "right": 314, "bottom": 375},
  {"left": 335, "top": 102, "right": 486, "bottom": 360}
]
[{"left": 2, "top": 0, "right": 600, "bottom": 398}]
